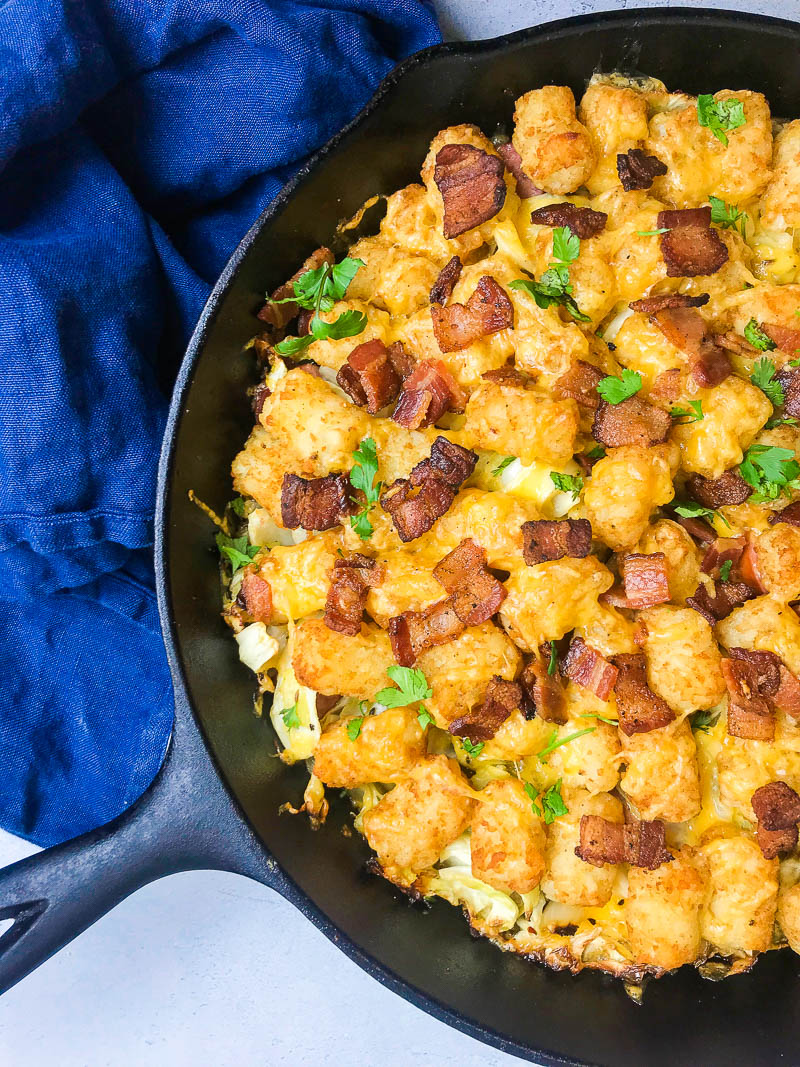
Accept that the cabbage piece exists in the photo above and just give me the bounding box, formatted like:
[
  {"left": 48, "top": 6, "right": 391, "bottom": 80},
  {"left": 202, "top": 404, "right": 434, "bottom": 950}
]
[
  {"left": 270, "top": 644, "right": 320, "bottom": 762},
  {"left": 235, "top": 623, "right": 280, "bottom": 673},
  {"left": 425, "top": 832, "right": 521, "bottom": 931}
]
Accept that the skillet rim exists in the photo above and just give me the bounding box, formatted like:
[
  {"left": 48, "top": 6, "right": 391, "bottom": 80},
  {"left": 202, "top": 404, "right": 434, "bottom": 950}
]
[{"left": 155, "top": 9, "right": 800, "bottom": 1065}]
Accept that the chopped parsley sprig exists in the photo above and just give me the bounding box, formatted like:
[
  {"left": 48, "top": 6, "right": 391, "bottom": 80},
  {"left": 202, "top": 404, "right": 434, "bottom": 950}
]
[
  {"left": 524, "top": 779, "right": 569, "bottom": 824},
  {"left": 216, "top": 532, "right": 259, "bottom": 573},
  {"left": 349, "top": 437, "right": 381, "bottom": 540},
  {"left": 375, "top": 665, "right": 433, "bottom": 733},
  {"left": 709, "top": 195, "right": 749, "bottom": 239},
  {"left": 537, "top": 726, "right": 596, "bottom": 764},
  {"left": 697, "top": 94, "right": 746, "bottom": 146},
  {"left": 492, "top": 455, "right": 516, "bottom": 477},
  {"left": 550, "top": 471, "right": 583, "bottom": 498},
  {"left": 691, "top": 709, "right": 721, "bottom": 734},
  {"left": 461, "top": 737, "right": 484, "bottom": 758},
  {"left": 597, "top": 368, "right": 642, "bottom": 404},
  {"left": 745, "top": 319, "right": 777, "bottom": 353},
  {"left": 274, "top": 256, "right": 367, "bottom": 356},
  {"left": 509, "top": 225, "right": 590, "bottom": 322},
  {"left": 672, "top": 500, "right": 731, "bottom": 530},
  {"left": 670, "top": 400, "right": 704, "bottom": 423},
  {"left": 740, "top": 444, "right": 800, "bottom": 502},
  {"left": 280, "top": 703, "right": 301, "bottom": 730},
  {"left": 751, "top": 357, "right": 784, "bottom": 407}
]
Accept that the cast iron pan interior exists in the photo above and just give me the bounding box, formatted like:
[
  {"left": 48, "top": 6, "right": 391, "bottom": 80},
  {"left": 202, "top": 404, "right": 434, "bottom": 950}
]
[{"left": 165, "top": 9, "right": 800, "bottom": 1066}]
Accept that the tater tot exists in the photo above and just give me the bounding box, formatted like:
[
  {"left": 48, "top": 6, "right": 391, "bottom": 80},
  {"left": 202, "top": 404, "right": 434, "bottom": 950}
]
[
  {"left": 671, "top": 376, "right": 770, "bottom": 480},
  {"left": 462, "top": 381, "right": 579, "bottom": 467},
  {"left": 760, "top": 119, "right": 800, "bottom": 230},
  {"left": 626, "top": 849, "right": 707, "bottom": 970},
  {"left": 717, "top": 595, "right": 800, "bottom": 676},
  {"left": 470, "top": 778, "right": 546, "bottom": 894},
  {"left": 699, "top": 834, "right": 778, "bottom": 955},
  {"left": 579, "top": 81, "right": 650, "bottom": 195},
  {"left": 619, "top": 720, "right": 701, "bottom": 823},
  {"left": 755, "top": 525, "right": 800, "bottom": 603},
  {"left": 583, "top": 445, "right": 674, "bottom": 550},
  {"left": 256, "top": 532, "right": 341, "bottom": 623},
  {"left": 312, "top": 707, "right": 426, "bottom": 789},
  {"left": 640, "top": 606, "right": 726, "bottom": 714},
  {"left": 512, "top": 86, "right": 595, "bottom": 194},
  {"left": 540, "top": 790, "right": 623, "bottom": 907},
  {"left": 777, "top": 883, "right": 800, "bottom": 953},
  {"left": 292, "top": 620, "right": 395, "bottom": 699},
  {"left": 362, "top": 756, "right": 477, "bottom": 884}
]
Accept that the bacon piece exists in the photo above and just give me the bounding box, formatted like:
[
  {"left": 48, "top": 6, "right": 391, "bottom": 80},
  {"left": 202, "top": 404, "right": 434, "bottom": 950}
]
[
  {"left": 388, "top": 598, "right": 465, "bottom": 667},
  {"left": 621, "top": 553, "right": 670, "bottom": 609},
  {"left": 336, "top": 339, "right": 403, "bottom": 414},
  {"left": 592, "top": 397, "right": 671, "bottom": 448},
  {"left": 576, "top": 815, "right": 672, "bottom": 869},
  {"left": 251, "top": 382, "right": 271, "bottom": 418},
  {"left": 721, "top": 657, "right": 775, "bottom": 740},
  {"left": 409, "top": 436, "right": 477, "bottom": 489},
  {"left": 520, "top": 648, "right": 567, "bottom": 724},
  {"left": 775, "top": 367, "right": 800, "bottom": 419},
  {"left": 392, "top": 358, "right": 466, "bottom": 430},
  {"left": 686, "top": 469, "right": 751, "bottom": 509},
  {"left": 649, "top": 306, "right": 732, "bottom": 387},
  {"left": 612, "top": 653, "right": 675, "bottom": 735},
  {"left": 433, "top": 538, "right": 507, "bottom": 626},
  {"left": 529, "top": 202, "right": 608, "bottom": 239},
  {"left": 324, "top": 555, "right": 383, "bottom": 636},
  {"left": 434, "top": 143, "right": 506, "bottom": 239},
  {"left": 236, "top": 573, "right": 273, "bottom": 624},
  {"left": 449, "top": 677, "right": 521, "bottom": 741},
  {"left": 658, "top": 207, "right": 729, "bottom": 277},
  {"left": 381, "top": 438, "right": 477, "bottom": 543},
  {"left": 757, "top": 823, "right": 798, "bottom": 859},
  {"left": 431, "top": 275, "right": 514, "bottom": 353},
  {"left": 769, "top": 501, "right": 800, "bottom": 527},
  {"left": 553, "top": 360, "right": 603, "bottom": 409},
  {"left": 729, "top": 647, "right": 781, "bottom": 696},
  {"left": 616, "top": 148, "right": 668, "bottom": 191},
  {"left": 764, "top": 322, "right": 800, "bottom": 353},
  {"left": 672, "top": 513, "right": 716, "bottom": 544},
  {"left": 738, "top": 538, "right": 767, "bottom": 594},
  {"left": 752, "top": 782, "right": 800, "bottom": 829},
  {"left": 429, "top": 255, "right": 463, "bottom": 305},
  {"left": 481, "top": 364, "right": 528, "bottom": 386},
  {"left": 701, "top": 536, "right": 746, "bottom": 577},
  {"left": 495, "top": 141, "right": 542, "bottom": 198},
  {"left": 521, "top": 519, "right": 592, "bottom": 566},
  {"left": 686, "top": 580, "right": 755, "bottom": 624},
  {"left": 775, "top": 665, "right": 800, "bottom": 719},
  {"left": 281, "top": 473, "right": 352, "bottom": 531},
  {"left": 629, "top": 293, "right": 709, "bottom": 314},
  {"left": 257, "top": 247, "right": 334, "bottom": 328},
  {"left": 561, "top": 637, "right": 619, "bottom": 700},
  {"left": 691, "top": 337, "right": 733, "bottom": 387}
]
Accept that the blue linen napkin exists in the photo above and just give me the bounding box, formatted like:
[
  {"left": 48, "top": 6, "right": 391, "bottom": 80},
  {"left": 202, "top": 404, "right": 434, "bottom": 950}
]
[{"left": 0, "top": 0, "right": 441, "bottom": 847}]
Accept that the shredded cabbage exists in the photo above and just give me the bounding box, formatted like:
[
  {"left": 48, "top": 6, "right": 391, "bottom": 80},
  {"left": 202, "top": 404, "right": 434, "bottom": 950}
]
[
  {"left": 427, "top": 832, "right": 520, "bottom": 931},
  {"left": 235, "top": 623, "right": 280, "bottom": 673},
  {"left": 270, "top": 645, "right": 320, "bottom": 761}
]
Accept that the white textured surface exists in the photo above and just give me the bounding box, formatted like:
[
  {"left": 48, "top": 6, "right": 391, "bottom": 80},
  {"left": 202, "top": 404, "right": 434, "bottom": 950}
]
[{"left": 5, "top": 2, "right": 800, "bottom": 1064}]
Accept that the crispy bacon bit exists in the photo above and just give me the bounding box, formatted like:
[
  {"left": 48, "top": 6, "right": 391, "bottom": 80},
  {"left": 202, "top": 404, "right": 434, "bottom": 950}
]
[
  {"left": 430, "top": 255, "right": 463, "bottom": 305},
  {"left": 281, "top": 473, "right": 352, "bottom": 531},
  {"left": 520, "top": 649, "right": 567, "bottom": 724},
  {"left": 692, "top": 337, "right": 733, "bottom": 387},
  {"left": 649, "top": 368, "right": 682, "bottom": 403},
  {"left": 592, "top": 397, "right": 671, "bottom": 448},
  {"left": 752, "top": 782, "right": 800, "bottom": 829},
  {"left": 775, "top": 665, "right": 800, "bottom": 719},
  {"left": 431, "top": 275, "right": 514, "bottom": 353},
  {"left": 701, "top": 536, "right": 746, "bottom": 577},
  {"left": 336, "top": 339, "right": 403, "bottom": 414},
  {"left": 658, "top": 207, "right": 729, "bottom": 277},
  {"left": 529, "top": 202, "right": 608, "bottom": 239},
  {"left": 629, "top": 293, "right": 710, "bottom": 314},
  {"left": 381, "top": 437, "right": 477, "bottom": 543},
  {"left": 686, "top": 469, "right": 751, "bottom": 509},
  {"left": 769, "top": 501, "right": 800, "bottom": 527},
  {"left": 392, "top": 359, "right": 466, "bottom": 430},
  {"left": 612, "top": 653, "right": 675, "bottom": 735},
  {"left": 521, "top": 519, "right": 592, "bottom": 566},
  {"left": 434, "top": 144, "right": 506, "bottom": 239},
  {"left": 388, "top": 598, "right": 465, "bottom": 667},
  {"left": 672, "top": 513, "right": 716, "bottom": 544},
  {"left": 257, "top": 247, "right": 334, "bottom": 328},
  {"left": 433, "top": 538, "right": 507, "bottom": 625},
  {"left": 738, "top": 538, "right": 767, "bottom": 594},
  {"left": 757, "top": 823, "right": 798, "bottom": 860},
  {"left": 251, "top": 382, "right": 271, "bottom": 418},
  {"left": 687, "top": 580, "right": 755, "bottom": 624},
  {"left": 775, "top": 367, "right": 800, "bottom": 419},
  {"left": 324, "top": 555, "right": 383, "bottom": 636},
  {"left": 553, "top": 360, "right": 603, "bottom": 409},
  {"left": 410, "top": 436, "right": 477, "bottom": 488},
  {"left": 729, "top": 647, "right": 782, "bottom": 696},
  {"left": 236, "top": 573, "right": 273, "bottom": 624},
  {"left": 621, "top": 553, "right": 670, "bottom": 609},
  {"left": 561, "top": 637, "right": 619, "bottom": 701},
  {"left": 764, "top": 322, "right": 800, "bottom": 352},
  {"left": 481, "top": 364, "right": 528, "bottom": 386},
  {"left": 616, "top": 148, "right": 668, "bottom": 191},
  {"left": 649, "top": 306, "right": 732, "bottom": 387},
  {"left": 721, "top": 657, "right": 775, "bottom": 740},
  {"left": 576, "top": 815, "right": 672, "bottom": 869},
  {"left": 495, "top": 141, "right": 542, "bottom": 198},
  {"left": 449, "top": 677, "right": 521, "bottom": 741}
]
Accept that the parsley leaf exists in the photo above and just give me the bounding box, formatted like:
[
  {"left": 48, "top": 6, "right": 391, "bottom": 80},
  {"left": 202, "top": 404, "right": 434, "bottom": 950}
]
[
  {"left": 691, "top": 708, "right": 720, "bottom": 734},
  {"left": 537, "top": 726, "right": 596, "bottom": 764},
  {"left": 552, "top": 225, "right": 580, "bottom": 265},
  {"left": 697, "top": 94, "right": 746, "bottom": 146},
  {"left": 550, "top": 471, "right": 583, "bottom": 497},
  {"left": 586, "top": 445, "right": 606, "bottom": 460},
  {"left": 636, "top": 228, "right": 670, "bottom": 236},
  {"left": 230, "top": 496, "right": 247, "bottom": 517},
  {"left": 509, "top": 225, "right": 590, "bottom": 322},
  {"left": 216, "top": 532, "right": 259, "bottom": 573},
  {"left": 461, "top": 737, "right": 484, "bottom": 758},
  {"left": 417, "top": 707, "right": 434, "bottom": 731},
  {"left": 578, "top": 712, "right": 619, "bottom": 726},
  {"left": 751, "top": 357, "right": 784, "bottom": 406},
  {"left": 597, "top": 368, "right": 642, "bottom": 404},
  {"left": 719, "top": 559, "right": 733, "bottom": 582},
  {"left": 672, "top": 500, "right": 731, "bottom": 529},
  {"left": 492, "top": 456, "right": 516, "bottom": 477},
  {"left": 766, "top": 415, "right": 799, "bottom": 429},
  {"left": 525, "top": 780, "right": 569, "bottom": 824},
  {"left": 709, "top": 195, "right": 749, "bottom": 239},
  {"left": 309, "top": 308, "right": 367, "bottom": 342},
  {"left": 744, "top": 319, "right": 777, "bottom": 352},
  {"left": 275, "top": 334, "right": 314, "bottom": 357},
  {"left": 376, "top": 665, "right": 432, "bottom": 708},
  {"left": 347, "top": 717, "right": 363, "bottom": 742},
  {"left": 349, "top": 437, "right": 381, "bottom": 540},
  {"left": 670, "top": 400, "right": 704, "bottom": 423},
  {"left": 273, "top": 257, "right": 366, "bottom": 356},
  {"left": 547, "top": 641, "right": 558, "bottom": 677},
  {"left": 280, "top": 703, "right": 300, "bottom": 730},
  {"left": 740, "top": 444, "right": 800, "bottom": 502}
]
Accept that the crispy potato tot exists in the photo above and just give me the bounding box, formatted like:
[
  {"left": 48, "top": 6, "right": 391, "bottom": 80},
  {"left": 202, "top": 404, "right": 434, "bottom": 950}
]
[
  {"left": 471, "top": 778, "right": 546, "bottom": 894},
  {"left": 512, "top": 86, "right": 595, "bottom": 194},
  {"left": 313, "top": 706, "right": 426, "bottom": 789},
  {"left": 626, "top": 848, "right": 707, "bottom": 969},
  {"left": 292, "top": 619, "right": 395, "bottom": 699}
]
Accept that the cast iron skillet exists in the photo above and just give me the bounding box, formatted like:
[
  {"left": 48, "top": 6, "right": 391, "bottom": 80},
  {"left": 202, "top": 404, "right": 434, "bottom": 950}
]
[{"left": 1, "top": 9, "right": 799, "bottom": 1064}]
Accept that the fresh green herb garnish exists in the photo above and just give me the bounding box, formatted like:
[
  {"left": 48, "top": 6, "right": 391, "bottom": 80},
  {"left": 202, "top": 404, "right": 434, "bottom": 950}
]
[
  {"left": 751, "top": 357, "right": 784, "bottom": 406},
  {"left": 766, "top": 416, "right": 799, "bottom": 429},
  {"left": 670, "top": 400, "right": 704, "bottom": 423},
  {"left": 586, "top": 445, "right": 606, "bottom": 460},
  {"left": 524, "top": 779, "right": 569, "bottom": 824},
  {"left": 550, "top": 471, "right": 583, "bottom": 497},
  {"left": 349, "top": 437, "right": 381, "bottom": 540},
  {"left": 216, "top": 532, "right": 259, "bottom": 573},
  {"left": 417, "top": 708, "right": 434, "bottom": 731},
  {"left": 347, "top": 717, "right": 363, "bottom": 741},
  {"left": 537, "top": 726, "right": 596, "bottom": 764},
  {"left": 691, "top": 708, "right": 721, "bottom": 734},
  {"left": 509, "top": 225, "right": 590, "bottom": 322},
  {"left": 578, "top": 712, "right": 619, "bottom": 726},
  {"left": 376, "top": 665, "right": 433, "bottom": 708},
  {"left": 274, "top": 257, "right": 367, "bottom": 356},
  {"left": 789, "top": 359, "right": 800, "bottom": 369},
  {"left": 672, "top": 500, "right": 731, "bottom": 529},
  {"left": 745, "top": 319, "right": 777, "bottom": 353},
  {"left": 740, "top": 444, "right": 800, "bottom": 502},
  {"left": 281, "top": 703, "right": 301, "bottom": 730},
  {"left": 492, "top": 456, "right": 516, "bottom": 477},
  {"left": 697, "top": 94, "right": 746, "bottom": 146},
  {"left": 719, "top": 559, "right": 733, "bottom": 582},
  {"left": 597, "top": 368, "right": 642, "bottom": 405},
  {"left": 230, "top": 496, "right": 247, "bottom": 517},
  {"left": 461, "top": 737, "right": 485, "bottom": 758},
  {"left": 709, "top": 195, "right": 749, "bottom": 238},
  {"left": 636, "top": 228, "right": 671, "bottom": 236},
  {"left": 547, "top": 641, "right": 558, "bottom": 677}
]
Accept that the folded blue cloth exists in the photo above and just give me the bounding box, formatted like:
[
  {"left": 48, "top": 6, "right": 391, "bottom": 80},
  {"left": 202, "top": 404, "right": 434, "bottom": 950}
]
[{"left": 0, "top": 0, "right": 441, "bottom": 847}]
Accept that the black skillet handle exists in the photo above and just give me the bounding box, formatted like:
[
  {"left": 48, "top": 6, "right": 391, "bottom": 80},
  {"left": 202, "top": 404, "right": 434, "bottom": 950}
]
[{"left": 0, "top": 688, "right": 275, "bottom": 996}]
